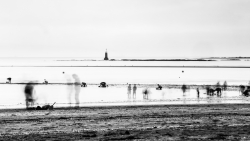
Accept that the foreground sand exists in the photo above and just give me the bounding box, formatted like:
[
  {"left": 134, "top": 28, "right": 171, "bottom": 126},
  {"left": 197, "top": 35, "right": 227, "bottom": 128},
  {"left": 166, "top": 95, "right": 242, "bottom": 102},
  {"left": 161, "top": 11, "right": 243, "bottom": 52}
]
[{"left": 1, "top": 104, "right": 250, "bottom": 140}]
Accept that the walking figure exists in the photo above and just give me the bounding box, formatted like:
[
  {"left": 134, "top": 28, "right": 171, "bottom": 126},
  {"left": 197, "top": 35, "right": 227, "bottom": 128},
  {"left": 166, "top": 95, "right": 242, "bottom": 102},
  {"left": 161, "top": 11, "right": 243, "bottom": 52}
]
[
  {"left": 127, "top": 84, "right": 132, "bottom": 99},
  {"left": 196, "top": 88, "right": 200, "bottom": 98},
  {"left": 133, "top": 84, "right": 137, "bottom": 99}
]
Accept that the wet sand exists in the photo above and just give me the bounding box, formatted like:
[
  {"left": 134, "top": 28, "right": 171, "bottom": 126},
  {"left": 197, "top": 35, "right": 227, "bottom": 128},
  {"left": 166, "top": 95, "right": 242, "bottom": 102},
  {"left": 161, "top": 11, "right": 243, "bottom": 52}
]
[{"left": 1, "top": 104, "right": 250, "bottom": 140}]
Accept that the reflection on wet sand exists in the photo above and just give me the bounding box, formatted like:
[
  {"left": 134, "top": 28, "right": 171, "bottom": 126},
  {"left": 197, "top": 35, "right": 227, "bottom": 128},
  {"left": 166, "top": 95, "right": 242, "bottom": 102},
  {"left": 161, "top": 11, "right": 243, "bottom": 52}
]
[{"left": 1, "top": 83, "right": 250, "bottom": 109}]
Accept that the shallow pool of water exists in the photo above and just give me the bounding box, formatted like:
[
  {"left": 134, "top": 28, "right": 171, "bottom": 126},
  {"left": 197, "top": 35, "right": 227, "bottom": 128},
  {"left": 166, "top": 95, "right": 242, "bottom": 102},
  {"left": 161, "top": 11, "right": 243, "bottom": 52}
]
[{"left": 0, "top": 84, "right": 249, "bottom": 109}]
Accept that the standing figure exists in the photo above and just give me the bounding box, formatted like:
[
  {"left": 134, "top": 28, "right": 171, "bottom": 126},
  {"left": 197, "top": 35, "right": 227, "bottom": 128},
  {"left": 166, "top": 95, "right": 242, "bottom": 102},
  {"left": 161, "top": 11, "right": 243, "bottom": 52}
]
[
  {"left": 215, "top": 88, "right": 222, "bottom": 97},
  {"left": 24, "top": 82, "right": 35, "bottom": 109},
  {"left": 133, "top": 84, "right": 137, "bottom": 99},
  {"left": 127, "top": 84, "right": 132, "bottom": 99},
  {"left": 181, "top": 84, "right": 187, "bottom": 94},
  {"left": 196, "top": 88, "right": 200, "bottom": 98},
  {"left": 206, "top": 86, "right": 210, "bottom": 96},
  {"left": 72, "top": 74, "right": 81, "bottom": 108},
  {"left": 142, "top": 88, "right": 150, "bottom": 100}
]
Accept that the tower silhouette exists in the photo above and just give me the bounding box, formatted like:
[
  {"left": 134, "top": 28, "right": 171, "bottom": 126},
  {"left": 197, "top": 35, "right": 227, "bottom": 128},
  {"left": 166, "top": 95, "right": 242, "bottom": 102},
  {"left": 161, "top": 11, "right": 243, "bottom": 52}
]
[{"left": 104, "top": 49, "right": 109, "bottom": 60}]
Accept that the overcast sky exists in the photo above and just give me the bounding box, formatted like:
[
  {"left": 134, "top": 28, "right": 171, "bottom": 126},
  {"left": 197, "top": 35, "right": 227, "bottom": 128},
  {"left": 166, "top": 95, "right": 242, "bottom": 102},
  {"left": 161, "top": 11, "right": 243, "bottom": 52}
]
[{"left": 0, "top": 0, "right": 250, "bottom": 59}]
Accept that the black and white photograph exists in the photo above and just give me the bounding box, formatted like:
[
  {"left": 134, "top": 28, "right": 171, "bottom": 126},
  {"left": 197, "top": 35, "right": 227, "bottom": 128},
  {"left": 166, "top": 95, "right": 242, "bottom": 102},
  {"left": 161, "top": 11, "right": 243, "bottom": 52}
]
[{"left": 1, "top": 0, "right": 250, "bottom": 140}]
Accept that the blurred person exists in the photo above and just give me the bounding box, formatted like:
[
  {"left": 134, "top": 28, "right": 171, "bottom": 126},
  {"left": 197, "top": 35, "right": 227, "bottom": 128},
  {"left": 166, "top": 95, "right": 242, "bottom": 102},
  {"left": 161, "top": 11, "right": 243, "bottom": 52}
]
[
  {"left": 181, "top": 84, "right": 187, "bottom": 94},
  {"left": 133, "top": 84, "right": 137, "bottom": 99},
  {"left": 24, "top": 81, "right": 36, "bottom": 109},
  {"left": 142, "top": 88, "right": 150, "bottom": 100},
  {"left": 63, "top": 72, "right": 73, "bottom": 107},
  {"left": 72, "top": 74, "right": 81, "bottom": 108},
  {"left": 127, "top": 84, "right": 132, "bottom": 99},
  {"left": 196, "top": 88, "right": 200, "bottom": 98}
]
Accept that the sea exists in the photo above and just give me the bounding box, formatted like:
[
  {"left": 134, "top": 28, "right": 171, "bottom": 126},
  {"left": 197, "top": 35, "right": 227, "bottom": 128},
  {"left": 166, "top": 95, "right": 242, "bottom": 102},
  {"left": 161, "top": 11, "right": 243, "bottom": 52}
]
[{"left": 0, "top": 57, "right": 250, "bottom": 109}]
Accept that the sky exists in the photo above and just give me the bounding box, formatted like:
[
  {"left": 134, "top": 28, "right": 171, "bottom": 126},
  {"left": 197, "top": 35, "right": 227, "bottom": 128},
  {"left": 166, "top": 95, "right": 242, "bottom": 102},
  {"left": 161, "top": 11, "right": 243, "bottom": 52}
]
[{"left": 0, "top": 0, "right": 250, "bottom": 59}]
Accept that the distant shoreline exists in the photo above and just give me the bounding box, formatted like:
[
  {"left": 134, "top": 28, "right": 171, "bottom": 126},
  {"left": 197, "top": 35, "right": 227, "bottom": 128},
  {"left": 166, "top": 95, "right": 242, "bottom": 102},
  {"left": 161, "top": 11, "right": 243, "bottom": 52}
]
[
  {"left": 57, "top": 59, "right": 215, "bottom": 61},
  {"left": 0, "top": 83, "right": 241, "bottom": 89},
  {"left": 55, "top": 57, "right": 250, "bottom": 61},
  {"left": 1, "top": 65, "right": 250, "bottom": 68}
]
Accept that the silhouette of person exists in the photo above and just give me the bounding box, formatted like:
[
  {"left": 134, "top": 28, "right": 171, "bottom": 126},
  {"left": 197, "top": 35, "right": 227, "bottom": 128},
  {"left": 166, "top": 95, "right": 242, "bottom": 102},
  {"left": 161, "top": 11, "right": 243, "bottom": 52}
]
[
  {"left": 127, "top": 84, "right": 132, "bottom": 99},
  {"left": 206, "top": 86, "right": 210, "bottom": 95},
  {"left": 72, "top": 74, "right": 81, "bottom": 108},
  {"left": 142, "top": 88, "right": 150, "bottom": 100},
  {"left": 181, "top": 84, "right": 187, "bottom": 94},
  {"left": 133, "top": 84, "right": 137, "bottom": 99},
  {"left": 197, "top": 88, "right": 200, "bottom": 98}
]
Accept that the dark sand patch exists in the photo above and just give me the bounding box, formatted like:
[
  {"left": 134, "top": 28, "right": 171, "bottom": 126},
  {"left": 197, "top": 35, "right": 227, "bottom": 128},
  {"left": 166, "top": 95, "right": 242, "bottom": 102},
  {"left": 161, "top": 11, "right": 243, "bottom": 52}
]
[{"left": 1, "top": 104, "right": 250, "bottom": 140}]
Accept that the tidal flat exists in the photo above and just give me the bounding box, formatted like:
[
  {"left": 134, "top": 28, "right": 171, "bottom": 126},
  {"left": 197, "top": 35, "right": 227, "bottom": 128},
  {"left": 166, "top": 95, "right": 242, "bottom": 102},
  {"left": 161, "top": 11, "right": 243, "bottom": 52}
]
[{"left": 1, "top": 104, "right": 250, "bottom": 140}]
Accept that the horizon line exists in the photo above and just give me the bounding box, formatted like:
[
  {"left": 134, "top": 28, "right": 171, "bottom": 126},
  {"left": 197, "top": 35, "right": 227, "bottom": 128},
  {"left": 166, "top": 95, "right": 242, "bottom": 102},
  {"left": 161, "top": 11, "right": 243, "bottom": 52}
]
[
  {"left": 0, "top": 65, "right": 250, "bottom": 68},
  {"left": 0, "top": 56, "right": 250, "bottom": 58}
]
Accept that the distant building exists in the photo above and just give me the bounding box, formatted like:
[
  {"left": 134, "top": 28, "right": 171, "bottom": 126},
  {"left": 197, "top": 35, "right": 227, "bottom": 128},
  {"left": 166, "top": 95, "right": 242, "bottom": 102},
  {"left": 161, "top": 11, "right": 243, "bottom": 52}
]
[{"left": 104, "top": 49, "right": 109, "bottom": 60}]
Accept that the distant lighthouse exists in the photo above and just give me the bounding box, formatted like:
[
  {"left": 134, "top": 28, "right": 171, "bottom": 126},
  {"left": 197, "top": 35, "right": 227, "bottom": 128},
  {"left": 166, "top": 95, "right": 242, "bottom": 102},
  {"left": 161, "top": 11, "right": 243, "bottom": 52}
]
[{"left": 104, "top": 49, "right": 109, "bottom": 60}]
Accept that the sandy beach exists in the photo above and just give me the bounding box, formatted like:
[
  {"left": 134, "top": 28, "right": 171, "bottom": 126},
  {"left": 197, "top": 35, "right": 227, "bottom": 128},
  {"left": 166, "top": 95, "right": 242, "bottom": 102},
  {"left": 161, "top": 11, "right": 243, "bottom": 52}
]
[
  {"left": 2, "top": 0, "right": 250, "bottom": 140},
  {"left": 1, "top": 104, "right": 250, "bottom": 140}
]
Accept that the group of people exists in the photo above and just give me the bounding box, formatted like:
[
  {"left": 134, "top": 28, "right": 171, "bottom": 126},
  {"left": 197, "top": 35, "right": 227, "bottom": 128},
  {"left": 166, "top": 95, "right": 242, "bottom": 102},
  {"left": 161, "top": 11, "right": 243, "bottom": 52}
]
[
  {"left": 182, "top": 84, "right": 224, "bottom": 98},
  {"left": 195, "top": 86, "right": 222, "bottom": 98},
  {"left": 25, "top": 78, "right": 250, "bottom": 110},
  {"left": 127, "top": 84, "right": 158, "bottom": 100},
  {"left": 25, "top": 72, "right": 82, "bottom": 109}
]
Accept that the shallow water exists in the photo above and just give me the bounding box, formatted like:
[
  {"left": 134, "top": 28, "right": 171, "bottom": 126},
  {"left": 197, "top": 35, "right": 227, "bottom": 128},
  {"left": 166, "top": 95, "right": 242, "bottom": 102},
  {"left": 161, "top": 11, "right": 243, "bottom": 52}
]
[
  {"left": 0, "top": 84, "right": 249, "bottom": 109},
  {"left": 1, "top": 58, "right": 250, "bottom": 85},
  {"left": 0, "top": 58, "right": 250, "bottom": 109}
]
